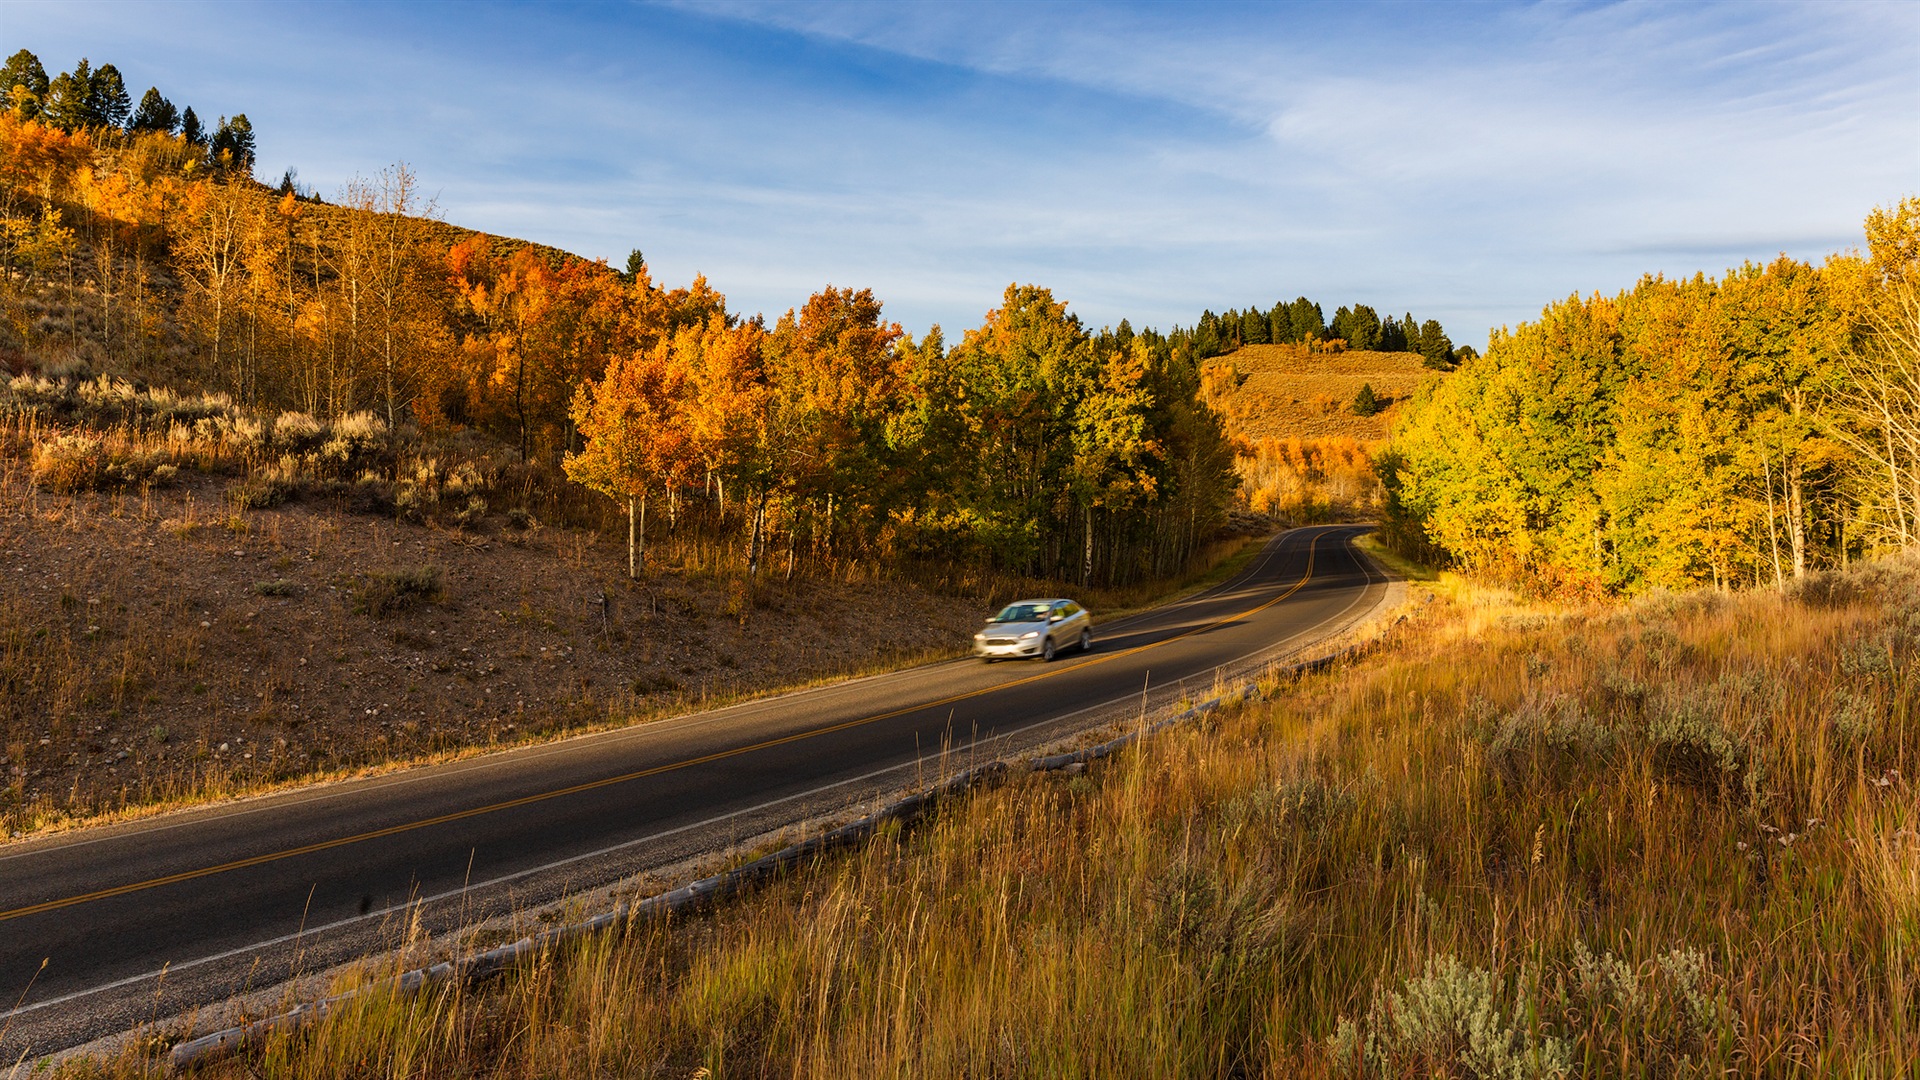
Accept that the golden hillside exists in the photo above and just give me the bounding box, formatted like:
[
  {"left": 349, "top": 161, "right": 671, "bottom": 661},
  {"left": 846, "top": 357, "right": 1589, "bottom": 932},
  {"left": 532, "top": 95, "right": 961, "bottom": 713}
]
[{"left": 1202, "top": 344, "right": 1441, "bottom": 443}]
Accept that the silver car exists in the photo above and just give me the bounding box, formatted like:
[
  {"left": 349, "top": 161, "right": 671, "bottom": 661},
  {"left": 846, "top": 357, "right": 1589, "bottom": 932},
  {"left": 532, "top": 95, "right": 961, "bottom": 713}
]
[{"left": 972, "top": 598, "right": 1093, "bottom": 662}]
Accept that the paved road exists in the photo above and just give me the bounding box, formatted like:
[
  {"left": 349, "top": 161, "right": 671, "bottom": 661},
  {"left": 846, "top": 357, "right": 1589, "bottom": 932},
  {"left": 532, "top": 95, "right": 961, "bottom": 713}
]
[{"left": 0, "top": 525, "right": 1389, "bottom": 1058}]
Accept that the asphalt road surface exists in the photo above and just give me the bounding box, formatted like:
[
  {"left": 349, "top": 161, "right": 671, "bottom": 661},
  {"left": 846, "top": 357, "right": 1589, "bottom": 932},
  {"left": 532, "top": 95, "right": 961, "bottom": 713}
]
[{"left": 1, "top": 524, "right": 1391, "bottom": 1059}]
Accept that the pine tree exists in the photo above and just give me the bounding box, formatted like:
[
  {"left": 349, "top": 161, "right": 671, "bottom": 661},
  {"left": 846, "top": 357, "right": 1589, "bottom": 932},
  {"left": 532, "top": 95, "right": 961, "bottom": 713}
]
[
  {"left": 1, "top": 49, "right": 48, "bottom": 119},
  {"left": 90, "top": 62, "right": 130, "bottom": 129},
  {"left": 623, "top": 248, "right": 646, "bottom": 282},
  {"left": 1268, "top": 301, "right": 1293, "bottom": 343},
  {"left": 42, "top": 59, "right": 96, "bottom": 131},
  {"left": 1418, "top": 319, "right": 1455, "bottom": 370},
  {"left": 129, "top": 87, "right": 177, "bottom": 134},
  {"left": 1289, "top": 297, "right": 1324, "bottom": 340},
  {"left": 1331, "top": 305, "right": 1354, "bottom": 343},
  {"left": 1380, "top": 315, "right": 1408, "bottom": 352},
  {"left": 180, "top": 106, "right": 206, "bottom": 146},
  {"left": 211, "top": 114, "right": 255, "bottom": 174},
  {"left": 1240, "top": 307, "right": 1268, "bottom": 345},
  {"left": 1348, "top": 304, "right": 1381, "bottom": 350},
  {"left": 1352, "top": 383, "right": 1380, "bottom": 417}
]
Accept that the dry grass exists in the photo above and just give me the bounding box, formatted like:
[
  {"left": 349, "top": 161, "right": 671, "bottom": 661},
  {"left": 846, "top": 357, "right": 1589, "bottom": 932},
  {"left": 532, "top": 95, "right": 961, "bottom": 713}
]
[
  {"left": 1203, "top": 345, "right": 1439, "bottom": 443},
  {"left": 1199, "top": 345, "right": 1435, "bottom": 527},
  {"left": 61, "top": 552, "right": 1920, "bottom": 1078}
]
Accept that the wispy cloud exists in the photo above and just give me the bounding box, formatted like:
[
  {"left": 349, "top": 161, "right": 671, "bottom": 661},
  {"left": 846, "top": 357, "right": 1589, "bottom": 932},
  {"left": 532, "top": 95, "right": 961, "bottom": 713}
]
[{"left": 8, "top": 0, "right": 1915, "bottom": 342}]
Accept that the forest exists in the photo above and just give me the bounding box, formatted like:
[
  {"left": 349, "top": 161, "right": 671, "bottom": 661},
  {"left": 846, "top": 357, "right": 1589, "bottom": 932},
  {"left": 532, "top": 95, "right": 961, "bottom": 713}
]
[
  {"left": 10, "top": 45, "right": 1914, "bottom": 602},
  {"left": 1174, "top": 298, "right": 1467, "bottom": 370},
  {"left": 1383, "top": 197, "right": 1920, "bottom": 596},
  {"left": 0, "top": 64, "right": 1248, "bottom": 591}
]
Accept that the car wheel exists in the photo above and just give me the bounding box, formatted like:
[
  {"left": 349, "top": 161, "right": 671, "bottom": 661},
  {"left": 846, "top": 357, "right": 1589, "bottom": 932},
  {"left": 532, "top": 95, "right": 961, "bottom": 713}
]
[
  {"left": 982, "top": 657, "right": 996, "bottom": 664},
  {"left": 1078, "top": 629, "right": 1091, "bottom": 653},
  {"left": 1041, "top": 637, "right": 1055, "bottom": 662}
]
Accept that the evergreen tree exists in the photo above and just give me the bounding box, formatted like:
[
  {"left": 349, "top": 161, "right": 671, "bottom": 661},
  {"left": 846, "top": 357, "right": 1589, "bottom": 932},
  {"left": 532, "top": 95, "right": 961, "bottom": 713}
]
[
  {"left": 1331, "top": 305, "right": 1354, "bottom": 343},
  {"left": 1288, "top": 297, "right": 1324, "bottom": 340},
  {"left": 42, "top": 59, "right": 96, "bottom": 130},
  {"left": 1114, "top": 317, "right": 1135, "bottom": 349},
  {"left": 1352, "top": 383, "right": 1381, "bottom": 417},
  {"left": 623, "top": 248, "right": 646, "bottom": 281},
  {"left": 1268, "top": 301, "right": 1293, "bottom": 343},
  {"left": 90, "top": 62, "right": 130, "bottom": 129},
  {"left": 129, "top": 87, "right": 177, "bottom": 134},
  {"left": 1348, "top": 304, "right": 1381, "bottom": 350},
  {"left": 1417, "top": 318, "right": 1455, "bottom": 370},
  {"left": 1380, "top": 315, "right": 1408, "bottom": 352},
  {"left": 1, "top": 49, "right": 48, "bottom": 119},
  {"left": 1239, "top": 307, "right": 1268, "bottom": 345},
  {"left": 211, "top": 113, "right": 254, "bottom": 173},
  {"left": 180, "top": 106, "right": 206, "bottom": 146}
]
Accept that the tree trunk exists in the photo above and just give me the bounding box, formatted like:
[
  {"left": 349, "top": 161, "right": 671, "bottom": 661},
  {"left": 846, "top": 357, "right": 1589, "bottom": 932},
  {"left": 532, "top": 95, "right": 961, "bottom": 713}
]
[
  {"left": 1083, "top": 503, "right": 1094, "bottom": 586},
  {"left": 627, "top": 497, "right": 637, "bottom": 580},
  {"left": 1762, "top": 448, "right": 1784, "bottom": 589},
  {"left": 785, "top": 506, "right": 797, "bottom": 582},
  {"left": 746, "top": 486, "right": 767, "bottom": 579},
  {"left": 1787, "top": 459, "right": 1806, "bottom": 579}
]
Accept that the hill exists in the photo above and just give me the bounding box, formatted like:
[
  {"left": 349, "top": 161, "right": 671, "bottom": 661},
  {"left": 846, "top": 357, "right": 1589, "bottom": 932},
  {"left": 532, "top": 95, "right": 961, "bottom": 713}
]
[
  {"left": 1202, "top": 343, "right": 1440, "bottom": 443},
  {"left": 1198, "top": 344, "right": 1443, "bottom": 523}
]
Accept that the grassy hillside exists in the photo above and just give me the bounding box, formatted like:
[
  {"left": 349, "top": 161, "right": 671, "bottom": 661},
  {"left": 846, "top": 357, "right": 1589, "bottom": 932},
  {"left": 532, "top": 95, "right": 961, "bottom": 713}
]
[
  {"left": 1204, "top": 344, "right": 1439, "bottom": 443},
  {"left": 1201, "top": 345, "right": 1441, "bottom": 524},
  {"left": 75, "top": 552, "right": 1918, "bottom": 1077}
]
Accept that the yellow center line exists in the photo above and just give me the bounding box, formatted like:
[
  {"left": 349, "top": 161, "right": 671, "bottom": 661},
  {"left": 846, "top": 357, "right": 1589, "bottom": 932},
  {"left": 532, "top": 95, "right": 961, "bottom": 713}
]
[{"left": 1, "top": 534, "right": 1323, "bottom": 925}]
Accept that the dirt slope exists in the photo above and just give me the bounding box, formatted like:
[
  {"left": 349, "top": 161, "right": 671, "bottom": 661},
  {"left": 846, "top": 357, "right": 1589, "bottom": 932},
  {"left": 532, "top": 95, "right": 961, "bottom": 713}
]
[{"left": 1, "top": 473, "right": 980, "bottom": 835}]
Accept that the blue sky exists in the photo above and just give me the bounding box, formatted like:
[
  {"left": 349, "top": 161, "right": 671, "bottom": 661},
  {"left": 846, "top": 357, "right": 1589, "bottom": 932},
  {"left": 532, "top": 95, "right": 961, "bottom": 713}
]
[{"left": 6, "top": 0, "right": 1916, "bottom": 346}]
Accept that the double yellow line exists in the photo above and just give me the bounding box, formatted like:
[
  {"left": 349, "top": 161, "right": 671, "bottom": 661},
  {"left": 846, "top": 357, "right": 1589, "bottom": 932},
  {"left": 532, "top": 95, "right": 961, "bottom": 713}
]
[{"left": 1, "top": 534, "right": 1322, "bottom": 925}]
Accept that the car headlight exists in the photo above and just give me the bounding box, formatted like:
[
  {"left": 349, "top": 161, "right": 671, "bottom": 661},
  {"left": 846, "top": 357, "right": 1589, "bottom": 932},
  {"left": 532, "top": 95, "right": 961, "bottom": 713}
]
[{"left": 1020, "top": 630, "right": 1039, "bottom": 640}]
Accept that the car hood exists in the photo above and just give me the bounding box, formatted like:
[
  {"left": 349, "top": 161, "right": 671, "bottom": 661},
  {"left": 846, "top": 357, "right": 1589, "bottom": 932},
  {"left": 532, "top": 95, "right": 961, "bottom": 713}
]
[{"left": 980, "top": 619, "right": 1050, "bottom": 635}]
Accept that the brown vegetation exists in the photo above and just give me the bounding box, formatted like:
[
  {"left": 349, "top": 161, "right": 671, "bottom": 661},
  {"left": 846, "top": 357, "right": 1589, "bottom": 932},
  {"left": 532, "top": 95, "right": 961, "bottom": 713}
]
[{"left": 1201, "top": 344, "right": 1436, "bottom": 443}]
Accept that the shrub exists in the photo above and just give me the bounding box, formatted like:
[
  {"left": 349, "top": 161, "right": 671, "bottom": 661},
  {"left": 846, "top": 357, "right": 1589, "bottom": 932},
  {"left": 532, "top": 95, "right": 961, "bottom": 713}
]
[
  {"left": 348, "top": 477, "right": 395, "bottom": 516},
  {"left": 1330, "top": 955, "right": 1571, "bottom": 1079},
  {"left": 1486, "top": 696, "right": 1616, "bottom": 791},
  {"left": 1643, "top": 694, "right": 1755, "bottom": 800},
  {"left": 1555, "top": 942, "right": 1724, "bottom": 1065},
  {"left": 31, "top": 435, "right": 106, "bottom": 492},
  {"left": 226, "top": 474, "right": 298, "bottom": 509},
  {"left": 356, "top": 566, "right": 442, "bottom": 617},
  {"left": 271, "top": 411, "right": 326, "bottom": 453},
  {"left": 251, "top": 579, "right": 298, "bottom": 597}
]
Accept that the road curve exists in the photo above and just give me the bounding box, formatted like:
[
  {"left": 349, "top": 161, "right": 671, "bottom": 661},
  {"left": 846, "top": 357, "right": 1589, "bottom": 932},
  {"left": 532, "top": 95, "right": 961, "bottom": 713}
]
[{"left": 1, "top": 525, "right": 1390, "bottom": 1058}]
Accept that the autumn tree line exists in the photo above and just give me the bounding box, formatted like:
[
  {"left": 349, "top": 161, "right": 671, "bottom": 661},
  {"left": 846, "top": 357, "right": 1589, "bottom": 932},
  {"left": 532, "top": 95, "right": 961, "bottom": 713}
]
[
  {"left": 0, "top": 104, "right": 1236, "bottom": 588},
  {"left": 3, "top": 49, "right": 256, "bottom": 175},
  {"left": 1384, "top": 198, "right": 1920, "bottom": 596}
]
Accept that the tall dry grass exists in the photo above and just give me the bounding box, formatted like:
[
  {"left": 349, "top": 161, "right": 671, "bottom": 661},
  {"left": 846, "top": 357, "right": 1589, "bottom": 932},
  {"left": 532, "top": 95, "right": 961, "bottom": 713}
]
[{"left": 64, "top": 552, "right": 1919, "bottom": 1078}]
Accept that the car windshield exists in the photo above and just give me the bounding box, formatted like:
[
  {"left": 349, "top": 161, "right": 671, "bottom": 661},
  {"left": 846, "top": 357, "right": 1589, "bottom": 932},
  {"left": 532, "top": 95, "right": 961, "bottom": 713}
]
[{"left": 989, "top": 603, "right": 1051, "bottom": 623}]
